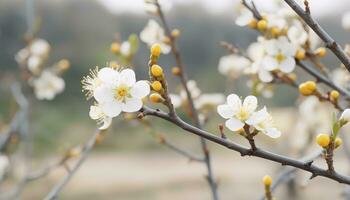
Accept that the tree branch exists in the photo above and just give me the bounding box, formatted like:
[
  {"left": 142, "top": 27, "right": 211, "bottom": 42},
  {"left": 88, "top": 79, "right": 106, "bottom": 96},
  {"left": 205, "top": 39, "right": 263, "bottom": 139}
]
[
  {"left": 141, "top": 106, "right": 350, "bottom": 185},
  {"left": 283, "top": 0, "right": 350, "bottom": 73}
]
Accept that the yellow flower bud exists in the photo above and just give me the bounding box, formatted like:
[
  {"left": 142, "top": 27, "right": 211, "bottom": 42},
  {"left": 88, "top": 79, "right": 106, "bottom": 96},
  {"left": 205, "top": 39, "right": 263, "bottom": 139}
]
[
  {"left": 299, "top": 81, "right": 316, "bottom": 96},
  {"left": 248, "top": 19, "right": 257, "bottom": 29},
  {"left": 330, "top": 90, "right": 340, "bottom": 101},
  {"left": 162, "top": 37, "right": 171, "bottom": 45},
  {"left": 335, "top": 137, "right": 343, "bottom": 148},
  {"left": 263, "top": 175, "right": 272, "bottom": 186},
  {"left": 109, "top": 61, "right": 119, "bottom": 69},
  {"left": 316, "top": 134, "right": 330, "bottom": 148},
  {"left": 257, "top": 19, "right": 268, "bottom": 31},
  {"left": 110, "top": 42, "right": 120, "bottom": 54},
  {"left": 288, "top": 73, "right": 297, "bottom": 82},
  {"left": 171, "top": 29, "right": 181, "bottom": 38},
  {"left": 315, "top": 47, "right": 327, "bottom": 57},
  {"left": 151, "top": 64, "right": 163, "bottom": 77},
  {"left": 57, "top": 59, "right": 70, "bottom": 71},
  {"left": 151, "top": 81, "right": 162, "bottom": 91},
  {"left": 172, "top": 67, "right": 181, "bottom": 76},
  {"left": 295, "top": 49, "right": 306, "bottom": 60},
  {"left": 150, "top": 93, "right": 163, "bottom": 103},
  {"left": 151, "top": 43, "right": 162, "bottom": 57},
  {"left": 270, "top": 27, "right": 280, "bottom": 36}
]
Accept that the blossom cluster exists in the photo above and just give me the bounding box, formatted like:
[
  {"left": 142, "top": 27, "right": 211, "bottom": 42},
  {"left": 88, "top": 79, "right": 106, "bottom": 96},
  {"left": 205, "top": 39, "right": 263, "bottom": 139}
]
[
  {"left": 15, "top": 38, "right": 69, "bottom": 100},
  {"left": 82, "top": 66, "right": 150, "bottom": 129}
]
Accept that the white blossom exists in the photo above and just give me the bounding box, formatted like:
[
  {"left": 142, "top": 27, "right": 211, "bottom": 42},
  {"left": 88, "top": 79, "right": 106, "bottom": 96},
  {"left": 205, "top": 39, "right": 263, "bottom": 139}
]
[
  {"left": 332, "top": 67, "right": 350, "bottom": 89},
  {"left": 287, "top": 20, "right": 308, "bottom": 48},
  {"left": 218, "top": 54, "right": 251, "bottom": 79},
  {"left": 120, "top": 41, "right": 131, "bottom": 57},
  {"left": 29, "top": 39, "right": 50, "bottom": 58},
  {"left": 92, "top": 68, "right": 150, "bottom": 117},
  {"left": 246, "top": 106, "right": 281, "bottom": 138},
  {"left": 342, "top": 12, "right": 350, "bottom": 30},
  {"left": 262, "top": 36, "right": 296, "bottom": 73},
  {"left": 15, "top": 48, "right": 29, "bottom": 65},
  {"left": 235, "top": 7, "right": 254, "bottom": 27},
  {"left": 89, "top": 103, "right": 112, "bottom": 130},
  {"left": 140, "top": 20, "right": 171, "bottom": 54},
  {"left": 217, "top": 94, "right": 258, "bottom": 131},
  {"left": 31, "top": 70, "right": 65, "bottom": 100},
  {"left": 340, "top": 109, "right": 350, "bottom": 122},
  {"left": 0, "top": 154, "right": 9, "bottom": 180},
  {"left": 27, "top": 56, "right": 42, "bottom": 74}
]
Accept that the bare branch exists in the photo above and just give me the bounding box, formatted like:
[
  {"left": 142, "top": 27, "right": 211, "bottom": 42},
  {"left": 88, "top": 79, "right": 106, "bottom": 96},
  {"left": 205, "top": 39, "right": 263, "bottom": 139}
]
[
  {"left": 141, "top": 106, "right": 350, "bottom": 185},
  {"left": 283, "top": 0, "right": 350, "bottom": 73}
]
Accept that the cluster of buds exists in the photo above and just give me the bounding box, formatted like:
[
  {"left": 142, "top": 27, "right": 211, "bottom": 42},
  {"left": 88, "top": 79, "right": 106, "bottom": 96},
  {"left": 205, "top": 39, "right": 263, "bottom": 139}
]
[{"left": 110, "top": 34, "right": 139, "bottom": 65}]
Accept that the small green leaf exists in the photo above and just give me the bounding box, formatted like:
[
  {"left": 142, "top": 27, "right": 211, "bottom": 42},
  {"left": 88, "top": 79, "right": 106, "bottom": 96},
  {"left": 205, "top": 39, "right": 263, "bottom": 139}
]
[{"left": 128, "top": 34, "right": 139, "bottom": 55}]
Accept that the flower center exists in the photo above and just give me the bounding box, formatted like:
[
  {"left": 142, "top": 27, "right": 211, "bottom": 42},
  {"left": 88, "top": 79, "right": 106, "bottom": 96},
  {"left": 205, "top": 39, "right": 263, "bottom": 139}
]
[
  {"left": 236, "top": 108, "right": 250, "bottom": 121},
  {"left": 275, "top": 53, "right": 286, "bottom": 63},
  {"left": 114, "top": 84, "right": 130, "bottom": 101}
]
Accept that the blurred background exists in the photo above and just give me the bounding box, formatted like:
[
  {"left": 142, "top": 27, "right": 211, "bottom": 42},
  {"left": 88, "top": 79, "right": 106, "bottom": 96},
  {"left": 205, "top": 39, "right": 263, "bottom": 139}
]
[{"left": 1, "top": 0, "right": 350, "bottom": 199}]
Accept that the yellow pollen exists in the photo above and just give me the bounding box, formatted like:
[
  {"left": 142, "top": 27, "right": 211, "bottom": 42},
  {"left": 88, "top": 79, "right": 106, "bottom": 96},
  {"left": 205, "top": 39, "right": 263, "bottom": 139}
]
[
  {"left": 275, "top": 53, "right": 285, "bottom": 63},
  {"left": 237, "top": 109, "right": 249, "bottom": 120},
  {"left": 114, "top": 85, "right": 130, "bottom": 101}
]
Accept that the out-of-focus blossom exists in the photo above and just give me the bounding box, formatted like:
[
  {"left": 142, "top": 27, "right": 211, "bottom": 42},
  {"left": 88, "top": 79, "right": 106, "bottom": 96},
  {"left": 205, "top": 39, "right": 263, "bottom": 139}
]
[
  {"left": 262, "top": 36, "right": 296, "bottom": 73},
  {"left": 29, "top": 39, "right": 50, "bottom": 58},
  {"left": 218, "top": 54, "right": 251, "bottom": 79},
  {"left": 0, "top": 154, "right": 9, "bottom": 180},
  {"left": 287, "top": 20, "right": 308, "bottom": 48},
  {"left": 27, "top": 56, "right": 43, "bottom": 74},
  {"left": 31, "top": 70, "right": 65, "bottom": 100},
  {"left": 235, "top": 7, "right": 254, "bottom": 27},
  {"left": 332, "top": 67, "right": 350, "bottom": 89},
  {"left": 140, "top": 20, "right": 171, "bottom": 54},
  {"left": 342, "top": 12, "right": 350, "bottom": 30},
  {"left": 120, "top": 41, "right": 131, "bottom": 57},
  {"left": 171, "top": 80, "right": 224, "bottom": 110}
]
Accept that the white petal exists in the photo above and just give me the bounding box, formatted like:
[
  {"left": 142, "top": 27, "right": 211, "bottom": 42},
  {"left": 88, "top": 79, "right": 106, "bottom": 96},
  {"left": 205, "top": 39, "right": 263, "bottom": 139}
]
[
  {"left": 122, "top": 98, "right": 143, "bottom": 112},
  {"left": 119, "top": 69, "right": 136, "bottom": 86},
  {"left": 264, "top": 128, "right": 281, "bottom": 138},
  {"left": 226, "top": 94, "right": 242, "bottom": 110},
  {"left": 89, "top": 105, "right": 102, "bottom": 120},
  {"left": 101, "top": 101, "right": 122, "bottom": 117},
  {"left": 170, "top": 94, "right": 182, "bottom": 108},
  {"left": 246, "top": 107, "right": 269, "bottom": 125},
  {"left": 217, "top": 105, "right": 234, "bottom": 119},
  {"left": 243, "top": 95, "right": 258, "bottom": 113},
  {"left": 262, "top": 56, "right": 278, "bottom": 71},
  {"left": 342, "top": 12, "right": 350, "bottom": 29},
  {"left": 225, "top": 118, "right": 245, "bottom": 131},
  {"left": 93, "top": 86, "right": 114, "bottom": 103},
  {"left": 98, "top": 68, "right": 119, "bottom": 84},
  {"left": 258, "top": 69, "right": 273, "bottom": 83},
  {"left": 235, "top": 9, "right": 253, "bottom": 26},
  {"left": 279, "top": 57, "right": 295, "bottom": 73},
  {"left": 130, "top": 81, "right": 150, "bottom": 98},
  {"left": 99, "top": 117, "right": 112, "bottom": 130}
]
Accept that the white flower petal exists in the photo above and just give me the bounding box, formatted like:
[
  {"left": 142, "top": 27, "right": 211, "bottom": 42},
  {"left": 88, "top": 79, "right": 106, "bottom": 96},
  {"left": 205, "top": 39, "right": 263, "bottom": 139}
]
[
  {"left": 98, "top": 68, "right": 119, "bottom": 84},
  {"left": 170, "top": 94, "right": 182, "bottom": 108},
  {"left": 258, "top": 69, "right": 273, "bottom": 83},
  {"left": 102, "top": 101, "right": 122, "bottom": 117},
  {"left": 217, "top": 105, "right": 234, "bottom": 119},
  {"left": 119, "top": 69, "right": 136, "bottom": 86},
  {"left": 226, "top": 94, "right": 242, "bottom": 110},
  {"left": 225, "top": 118, "right": 245, "bottom": 131},
  {"left": 99, "top": 117, "right": 112, "bottom": 130},
  {"left": 264, "top": 128, "right": 281, "bottom": 138},
  {"left": 243, "top": 95, "right": 258, "bottom": 113},
  {"left": 131, "top": 81, "right": 150, "bottom": 98},
  {"left": 279, "top": 57, "right": 295, "bottom": 73},
  {"left": 122, "top": 98, "right": 143, "bottom": 112},
  {"left": 246, "top": 107, "right": 268, "bottom": 125},
  {"left": 89, "top": 105, "right": 102, "bottom": 120},
  {"left": 93, "top": 86, "right": 114, "bottom": 103},
  {"left": 262, "top": 56, "right": 278, "bottom": 71}
]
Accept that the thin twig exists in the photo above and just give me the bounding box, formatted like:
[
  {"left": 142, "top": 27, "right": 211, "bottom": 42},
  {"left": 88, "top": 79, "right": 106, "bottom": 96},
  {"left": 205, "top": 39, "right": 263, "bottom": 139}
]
[
  {"left": 154, "top": 1, "right": 219, "bottom": 199},
  {"left": 141, "top": 106, "right": 350, "bottom": 185},
  {"left": 283, "top": 0, "right": 350, "bottom": 73},
  {"left": 44, "top": 129, "right": 104, "bottom": 200}
]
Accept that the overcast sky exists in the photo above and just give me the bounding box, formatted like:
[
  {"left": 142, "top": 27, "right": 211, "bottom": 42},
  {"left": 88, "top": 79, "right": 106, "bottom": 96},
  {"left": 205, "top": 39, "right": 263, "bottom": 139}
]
[{"left": 97, "top": 0, "right": 350, "bottom": 17}]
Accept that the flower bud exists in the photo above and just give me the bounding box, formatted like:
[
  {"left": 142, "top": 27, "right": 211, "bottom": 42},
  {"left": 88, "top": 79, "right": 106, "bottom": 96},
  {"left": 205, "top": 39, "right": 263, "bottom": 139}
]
[
  {"left": 151, "top": 64, "right": 163, "bottom": 77},
  {"left": 257, "top": 19, "right": 267, "bottom": 31},
  {"left": 270, "top": 27, "right": 280, "bottom": 36},
  {"left": 110, "top": 42, "right": 120, "bottom": 54},
  {"left": 316, "top": 133, "right": 330, "bottom": 148},
  {"left": 315, "top": 47, "right": 327, "bottom": 57},
  {"left": 335, "top": 137, "right": 343, "bottom": 148},
  {"left": 151, "top": 81, "right": 162, "bottom": 91},
  {"left": 150, "top": 93, "right": 163, "bottom": 103},
  {"left": 151, "top": 43, "right": 162, "bottom": 57},
  {"left": 171, "top": 29, "right": 181, "bottom": 38},
  {"left": 172, "top": 67, "right": 181, "bottom": 76},
  {"left": 299, "top": 81, "right": 316, "bottom": 96},
  {"left": 263, "top": 175, "right": 272, "bottom": 186},
  {"left": 295, "top": 49, "right": 306, "bottom": 60},
  {"left": 248, "top": 19, "right": 257, "bottom": 29},
  {"left": 57, "top": 59, "right": 70, "bottom": 71},
  {"left": 330, "top": 90, "right": 340, "bottom": 101}
]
